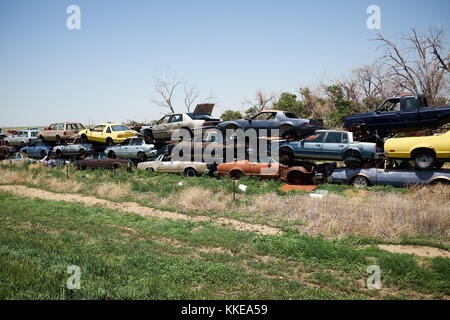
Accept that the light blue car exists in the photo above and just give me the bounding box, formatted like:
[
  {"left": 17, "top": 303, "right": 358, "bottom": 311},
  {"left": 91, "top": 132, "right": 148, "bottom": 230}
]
[
  {"left": 20, "top": 140, "right": 53, "bottom": 159},
  {"left": 278, "top": 130, "right": 384, "bottom": 168},
  {"left": 105, "top": 137, "right": 157, "bottom": 162},
  {"left": 331, "top": 167, "right": 450, "bottom": 187}
]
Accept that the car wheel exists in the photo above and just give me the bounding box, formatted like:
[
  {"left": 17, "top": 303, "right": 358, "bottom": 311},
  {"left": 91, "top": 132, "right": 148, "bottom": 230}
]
[
  {"left": 414, "top": 151, "right": 435, "bottom": 170},
  {"left": 286, "top": 171, "right": 303, "bottom": 185},
  {"left": 40, "top": 150, "right": 46, "bottom": 158},
  {"left": 20, "top": 141, "right": 26, "bottom": 147},
  {"left": 229, "top": 170, "right": 243, "bottom": 179},
  {"left": 55, "top": 135, "right": 61, "bottom": 144},
  {"left": 280, "top": 150, "right": 293, "bottom": 164},
  {"left": 146, "top": 167, "right": 155, "bottom": 172},
  {"left": 185, "top": 168, "right": 198, "bottom": 177},
  {"left": 81, "top": 134, "right": 88, "bottom": 143},
  {"left": 344, "top": 156, "right": 362, "bottom": 169},
  {"left": 79, "top": 149, "right": 86, "bottom": 158},
  {"left": 108, "top": 151, "right": 116, "bottom": 159},
  {"left": 137, "top": 152, "right": 146, "bottom": 162},
  {"left": 352, "top": 175, "right": 370, "bottom": 187},
  {"left": 106, "top": 138, "right": 114, "bottom": 146},
  {"left": 39, "top": 135, "right": 44, "bottom": 141}
]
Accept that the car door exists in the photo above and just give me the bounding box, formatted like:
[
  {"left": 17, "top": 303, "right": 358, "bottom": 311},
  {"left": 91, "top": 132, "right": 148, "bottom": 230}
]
[
  {"left": 321, "top": 132, "right": 348, "bottom": 160},
  {"left": 401, "top": 97, "right": 419, "bottom": 128},
  {"left": 158, "top": 155, "right": 174, "bottom": 172},
  {"left": 88, "top": 125, "right": 105, "bottom": 142},
  {"left": 128, "top": 138, "right": 142, "bottom": 158},
  {"left": 152, "top": 116, "right": 172, "bottom": 140},
  {"left": 115, "top": 139, "right": 130, "bottom": 158},
  {"left": 375, "top": 99, "right": 402, "bottom": 131},
  {"left": 167, "top": 114, "right": 183, "bottom": 139},
  {"left": 294, "top": 131, "right": 327, "bottom": 159},
  {"left": 250, "top": 112, "right": 277, "bottom": 132},
  {"left": 27, "top": 142, "right": 37, "bottom": 157}
]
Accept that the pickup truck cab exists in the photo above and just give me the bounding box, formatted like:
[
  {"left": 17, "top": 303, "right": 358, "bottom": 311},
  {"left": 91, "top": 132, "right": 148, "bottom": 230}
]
[{"left": 344, "top": 93, "right": 450, "bottom": 138}]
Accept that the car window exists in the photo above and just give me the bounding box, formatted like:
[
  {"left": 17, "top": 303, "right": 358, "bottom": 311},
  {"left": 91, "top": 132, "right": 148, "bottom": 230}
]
[
  {"left": 252, "top": 112, "right": 276, "bottom": 121},
  {"left": 120, "top": 139, "right": 131, "bottom": 146},
  {"left": 325, "top": 132, "right": 342, "bottom": 144},
  {"left": 106, "top": 127, "right": 112, "bottom": 133},
  {"left": 130, "top": 138, "right": 141, "bottom": 146},
  {"left": 169, "top": 114, "right": 182, "bottom": 123},
  {"left": 342, "top": 133, "right": 349, "bottom": 143},
  {"left": 92, "top": 125, "right": 105, "bottom": 132},
  {"left": 48, "top": 125, "right": 55, "bottom": 130},
  {"left": 378, "top": 99, "right": 400, "bottom": 112},
  {"left": 57, "top": 124, "right": 65, "bottom": 130},
  {"left": 157, "top": 116, "right": 171, "bottom": 125},
  {"left": 30, "top": 131, "right": 38, "bottom": 137},
  {"left": 303, "top": 132, "right": 326, "bottom": 143},
  {"left": 418, "top": 97, "right": 428, "bottom": 108},
  {"left": 404, "top": 98, "right": 418, "bottom": 112},
  {"left": 285, "top": 112, "right": 300, "bottom": 119},
  {"left": 186, "top": 113, "right": 213, "bottom": 120},
  {"left": 111, "top": 125, "right": 130, "bottom": 131}
]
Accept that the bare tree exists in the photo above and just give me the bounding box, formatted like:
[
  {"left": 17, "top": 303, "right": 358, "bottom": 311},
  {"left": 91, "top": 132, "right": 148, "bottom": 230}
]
[
  {"left": 375, "top": 28, "right": 449, "bottom": 106},
  {"left": 426, "top": 28, "right": 449, "bottom": 72},
  {"left": 153, "top": 72, "right": 185, "bottom": 113},
  {"left": 243, "top": 89, "right": 276, "bottom": 114},
  {"left": 183, "top": 85, "right": 200, "bottom": 112}
]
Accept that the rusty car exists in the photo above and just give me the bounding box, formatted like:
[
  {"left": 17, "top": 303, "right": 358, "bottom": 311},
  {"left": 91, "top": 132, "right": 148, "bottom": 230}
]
[{"left": 75, "top": 152, "right": 131, "bottom": 171}]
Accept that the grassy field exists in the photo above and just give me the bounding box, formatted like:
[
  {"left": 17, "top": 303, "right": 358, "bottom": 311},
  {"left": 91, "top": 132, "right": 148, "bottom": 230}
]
[{"left": 0, "top": 163, "right": 449, "bottom": 299}]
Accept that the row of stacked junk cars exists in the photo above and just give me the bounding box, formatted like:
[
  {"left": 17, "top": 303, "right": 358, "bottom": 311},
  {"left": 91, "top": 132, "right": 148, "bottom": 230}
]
[{"left": 1, "top": 93, "right": 450, "bottom": 188}]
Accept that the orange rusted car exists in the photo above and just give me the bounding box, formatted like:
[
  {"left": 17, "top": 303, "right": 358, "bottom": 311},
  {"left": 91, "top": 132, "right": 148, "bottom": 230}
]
[{"left": 216, "top": 156, "right": 315, "bottom": 185}]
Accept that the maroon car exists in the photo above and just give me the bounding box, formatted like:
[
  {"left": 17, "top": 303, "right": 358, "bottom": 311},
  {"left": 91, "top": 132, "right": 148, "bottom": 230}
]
[
  {"left": 76, "top": 152, "right": 131, "bottom": 171},
  {"left": 0, "top": 145, "right": 16, "bottom": 160}
]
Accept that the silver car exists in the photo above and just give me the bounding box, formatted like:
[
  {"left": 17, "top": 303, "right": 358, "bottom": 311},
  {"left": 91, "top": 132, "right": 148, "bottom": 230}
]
[
  {"left": 105, "top": 137, "right": 157, "bottom": 161},
  {"left": 5, "top": 130, "right": 39, "bottom": 147},
  {"left": 53, "top": 138, "right": 93, "bottom": 158}
]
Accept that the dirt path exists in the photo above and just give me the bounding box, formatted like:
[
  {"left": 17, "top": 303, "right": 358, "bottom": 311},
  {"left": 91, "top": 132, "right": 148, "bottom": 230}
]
[
  {"left": 0, "top": 185, "right": 281, "bottom": 236},
  {"left": 378, "top": 244, "right": 450, "bottom": 259}
]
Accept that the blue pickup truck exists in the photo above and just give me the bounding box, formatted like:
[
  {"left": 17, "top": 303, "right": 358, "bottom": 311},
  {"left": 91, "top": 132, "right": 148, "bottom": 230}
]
[
  {"left": 344, "top": 93, "right": 450, "bottom": 139},
  {"left": 277, "top": 130, "right": 384, "bottom": 168}
]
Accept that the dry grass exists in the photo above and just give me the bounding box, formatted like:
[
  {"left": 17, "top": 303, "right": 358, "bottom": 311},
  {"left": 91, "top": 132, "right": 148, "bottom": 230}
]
[
  {"left": 160, "top": 186, "right": 230, "bottom": 212},
  {"left": 94, "top": 182, "right": 131, "bottom": 200}
]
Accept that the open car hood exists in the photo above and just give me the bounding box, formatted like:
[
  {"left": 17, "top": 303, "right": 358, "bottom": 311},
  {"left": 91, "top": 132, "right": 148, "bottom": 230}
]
[{"left": 193, "top": 103, "right": 215, "bottom": 116}]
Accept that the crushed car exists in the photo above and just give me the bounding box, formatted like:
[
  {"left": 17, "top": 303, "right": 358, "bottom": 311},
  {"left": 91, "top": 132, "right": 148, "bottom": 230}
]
[
  {"left": 53, "top": 138, "right": 93, "bottom": 158},
  {"left": 105, "top": 137, "right": 157, "bottom": 161},
  {"left": 344, "top": 93, "right": 450, "bottom": 140},
  {"left": 4, "top": 130, "right": 39, "bottom": 147},
  {"left": 218, "top": 110, "right": 324, "bottom": 139},
  {"left": 20, "top": 140, "right": 54, "bottom": 158},
  {"left": 212, "top": 155, "right": 336, "bottom": 185},
  {"left": 144, "top": 104, "right": 221, "bottom": 141},
  {"left": 137, "top": 153, "right": 207, "bottom": 177},
  {"left": 331, "top": 167, "right": 450, "bottom": 188},
  {"left": 75, "top": 152, "right": 131, "bottom": 171},
  {"left": 384, "top": 130, "right": 450, "bottom": 170},
  {"left": 38, "top": 123, "right": 85, "bottom": 143},
  {"left": 78, "top": 123, "right": 137, "bottom": 146},
  {"left": 277, "top": 130, "right": 384, "bottom": 168},
  {"left": 0, "top": 145, "right": 16, "bottom": 160}
]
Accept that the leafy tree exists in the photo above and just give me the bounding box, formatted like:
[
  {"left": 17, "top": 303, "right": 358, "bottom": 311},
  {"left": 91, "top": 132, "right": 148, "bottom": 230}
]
[
  {"left": 324, "top": 85, "right": 353, "bottom": 128},
  {"left": 220, "top": 110, "right": 243, "bottom": 121},
  {"left": 244, "top": 106, "right": 259, "bottom": 118},
  {"left": 274, "top": 92, "right": 306, "bottom": 117}
]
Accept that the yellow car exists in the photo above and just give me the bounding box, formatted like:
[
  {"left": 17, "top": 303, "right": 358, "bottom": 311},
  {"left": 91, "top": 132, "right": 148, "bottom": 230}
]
[
  {"left": 79, "top": 123, "right": 137, "bottom": 146},
  {"left": 384, "top": 131, "right": 450, "bottom": 169}
]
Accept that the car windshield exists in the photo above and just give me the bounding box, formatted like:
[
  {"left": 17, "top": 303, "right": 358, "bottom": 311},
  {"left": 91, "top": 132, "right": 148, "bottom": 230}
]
[
  {"left": 186, "top": 113, "right": 214, "bottom": 120},
  {"left": 111, "top": 125, "right": 130, "bottom": 132}
]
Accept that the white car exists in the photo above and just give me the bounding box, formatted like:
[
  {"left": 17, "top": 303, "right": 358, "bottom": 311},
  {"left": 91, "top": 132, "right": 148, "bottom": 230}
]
[{"left": 137, "top": 154, "right": 207, "bottom": 177}]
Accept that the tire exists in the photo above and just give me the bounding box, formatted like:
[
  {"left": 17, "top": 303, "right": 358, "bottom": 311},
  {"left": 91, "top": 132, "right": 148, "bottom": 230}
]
[
  {"left": 106, "top": 138, "right": 114, "bottom": 146},
  {"left": 279, "top": 149, "right": 294, "bottom": 164},
  {"left": 434, "top": 161, "right": 444, "bottom": 169},
  {"left": 344, "top": 156, "right": 362, "bottom": 169},
  {"left": 146, "top": 167, "right": 155, "bottom": 172},
  {"left": 286, "top": 171, "right": 303, "bottom": 185},
  {"left": 185, "top": 168, "right": 198, "bottom": 177},
  {"left": 81, "top": 134, "right": 88, "bottom": 143},
  {"left": 414, "top": 150, "right": 435, "bottom": 170},
  {"left": 79, "top": 149, "right": 86, "bottom": 158},
  {"left": 55, "top": 135, "right": 61, "bottom": 144},
  {"left": 229, "top": 170, "right": 243, "bottom": 179},
  {"left": 40, "top": 150, "right": 46, "bottom": 158},
  {"left": 137, "top": 152, "right": 146, "bottom": 162},
  {"left": 108, "top": 151, "right": 116, "bottom": 159},
  {"left": 352, "top": 175, "right": 370, "bottom": 187},
  {"left": 39, "top": 135, "right": 44, "bottom": 141}
]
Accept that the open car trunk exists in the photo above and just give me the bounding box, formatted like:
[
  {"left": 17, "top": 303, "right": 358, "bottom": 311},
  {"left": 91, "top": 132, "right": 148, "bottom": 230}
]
[{"left": 193, "top": 103, "right": 215, "bottom": 116}]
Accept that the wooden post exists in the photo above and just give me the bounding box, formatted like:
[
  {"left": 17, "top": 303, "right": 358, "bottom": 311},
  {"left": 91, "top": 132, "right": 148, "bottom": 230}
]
[
  {"left": 232, "top": 178, "right": 236, "bottom": 204},
  {"left": 66, "top": 165, "right": 69, "bottom": 180}
]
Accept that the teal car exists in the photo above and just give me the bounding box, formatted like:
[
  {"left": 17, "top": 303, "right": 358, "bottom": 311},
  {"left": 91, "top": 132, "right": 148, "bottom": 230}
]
[{"left": 278, "top": 130, "right": 384, "bottom": 168}]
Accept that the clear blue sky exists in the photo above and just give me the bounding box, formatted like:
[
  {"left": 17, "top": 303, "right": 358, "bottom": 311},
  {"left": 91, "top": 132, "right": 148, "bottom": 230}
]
[{"left": 0, "top": 0, "right": 449, "bottom": 127}]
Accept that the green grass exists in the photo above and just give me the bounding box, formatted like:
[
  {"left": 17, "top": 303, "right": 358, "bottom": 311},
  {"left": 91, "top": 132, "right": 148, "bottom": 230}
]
[{"left": 0, "top": 191, "right": 448, "bottom": 299}]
